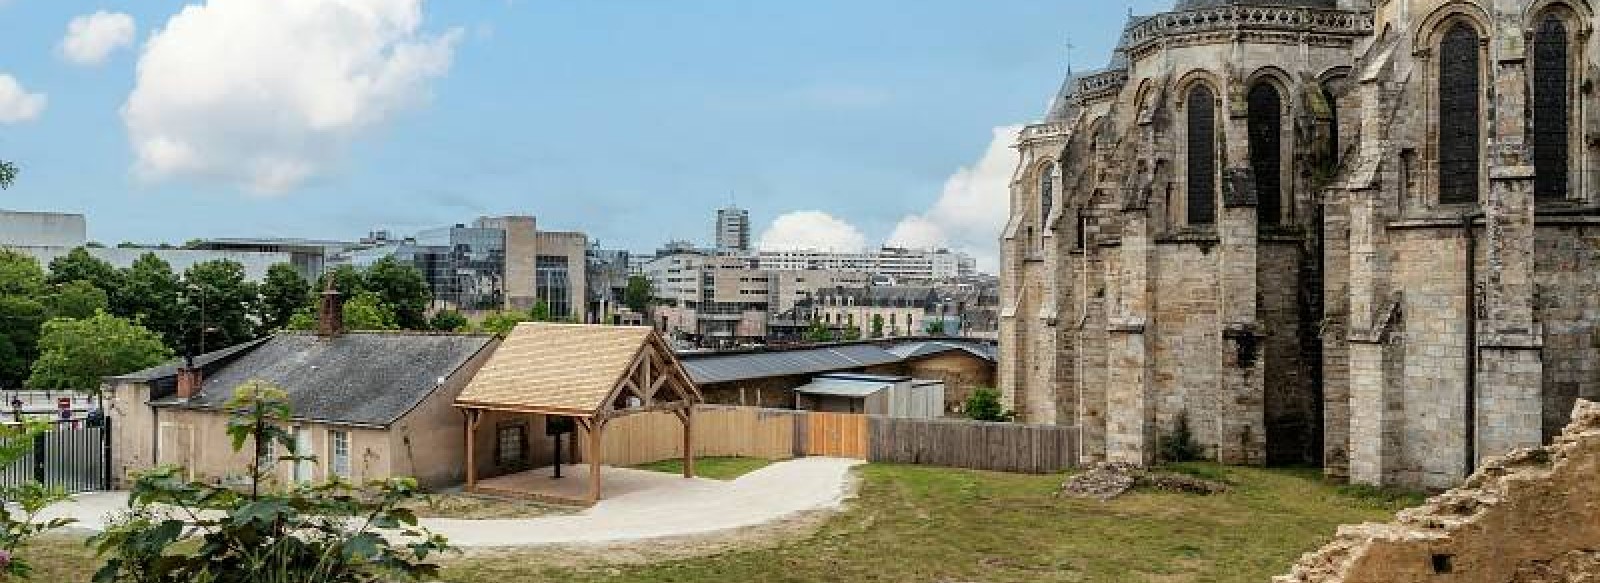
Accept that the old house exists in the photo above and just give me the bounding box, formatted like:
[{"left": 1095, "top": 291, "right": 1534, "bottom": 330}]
[
  {"left": 1001, "top": 0, "right": 1600, "bottom": 488},
  {"left": 106, "top": 292, "right": 498, "bottom": 489}
]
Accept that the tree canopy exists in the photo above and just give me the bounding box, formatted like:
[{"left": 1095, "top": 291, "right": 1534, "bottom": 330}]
[
  {"left": 0, "top": 251, "right": 48, "bottom": 387},
  {"left": 364, "top": 257, "right": 431, "bottom": 330},
  {"left": 115, "top": 253, "right": 184, "bottom": 348},
  {"left": 44, "top": 280, "right": 109, "bottom": 320},
  {"left": 26, "top": 311, "right": 172, "bottom": 392},
  {"left": 259, "top": 263, "right": 310, "bottom": 332},
  {"left": 429, "top": 310, "right": 468, "bottom": 332},
  {"left": 46, "top": 248, "right": 121, "bottom": 292},
  {"left": 342, "top": 291, "right": 399, "bottom": 331},
  {"left": 181, "top": 260, "right": 259, "bottom": 354},
  {"left": 624, "top": 275, "right": 652, "bottom": 313}
]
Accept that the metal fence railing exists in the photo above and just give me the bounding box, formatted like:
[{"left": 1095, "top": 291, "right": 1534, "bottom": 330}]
[{"left": 0, "top": 419, "right": 111, "bottom": 493}]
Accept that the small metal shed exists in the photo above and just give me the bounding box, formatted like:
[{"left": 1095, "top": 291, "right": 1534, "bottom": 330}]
[{"left": 792, "top": 373, "right": 944, "bottom": 419}]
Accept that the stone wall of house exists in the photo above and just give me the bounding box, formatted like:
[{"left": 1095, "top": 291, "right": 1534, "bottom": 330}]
[{"left": 1275, "top": 400, "right": 1600, "bottom": 583}]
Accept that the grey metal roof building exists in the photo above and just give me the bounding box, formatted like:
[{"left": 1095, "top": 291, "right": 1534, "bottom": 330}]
[{"left": 134, "top": 331, "right": 497, "bottom": 427}]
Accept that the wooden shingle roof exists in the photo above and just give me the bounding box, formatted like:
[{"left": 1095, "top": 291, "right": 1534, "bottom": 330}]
[{"left": 455, "top": 323, "right": 698, "bottom": 416}]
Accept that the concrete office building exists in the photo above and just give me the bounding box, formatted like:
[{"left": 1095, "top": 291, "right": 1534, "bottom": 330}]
[
  {"left": 1, "top": 210, "right": 294, "bottom": 281},
  {"left": 715, "top": 206, "right": 750, "bottom": 253}
]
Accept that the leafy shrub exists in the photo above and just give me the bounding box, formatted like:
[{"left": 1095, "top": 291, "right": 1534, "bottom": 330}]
[
  {"left": 964, "top": 388, "right": 1016, "bottom": 422},
  {"left": 90, "top": 381, "right": 451, "bottom": 583},
  {"left": 1158, "top": 412, "right": 1204, "bottom": 463},
  {"left": 428, "top": 310, "right": 468, "bottom": 332}
]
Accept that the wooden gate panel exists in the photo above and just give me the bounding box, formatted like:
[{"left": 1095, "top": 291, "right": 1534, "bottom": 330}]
[{"left": 805, "top": 412, "right": 867, "bottom": 459}]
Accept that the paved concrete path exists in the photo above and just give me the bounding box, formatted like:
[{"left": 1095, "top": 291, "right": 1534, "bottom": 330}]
[{"left": 39, "top": 457, "right": 863, "bottom": 547}]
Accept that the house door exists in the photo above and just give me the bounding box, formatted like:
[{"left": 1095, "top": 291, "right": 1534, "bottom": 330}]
[{"left": 293, "top": 427, "right": 315, "bottom": 483}]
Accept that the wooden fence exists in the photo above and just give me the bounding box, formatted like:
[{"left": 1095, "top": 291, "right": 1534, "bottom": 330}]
[
  {"left": 600, "top": 405, "right": 1078, "bottom": 474},
  {"left": 867, "top": 416, "right": 1077, "bottom": 474},
  {"left": 600, "top": 406, "right": 803, "bottom": 466}
]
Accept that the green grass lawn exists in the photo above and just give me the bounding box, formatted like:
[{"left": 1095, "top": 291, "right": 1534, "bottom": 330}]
[
  {"left": 23, "top": 463, "right": 1421, "bottom": 583},
  {"left": 632, "top": 456, "right": 773, "bottom": 481}
]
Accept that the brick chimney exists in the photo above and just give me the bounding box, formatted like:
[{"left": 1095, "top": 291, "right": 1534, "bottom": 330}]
[
  {"left": 318, "top": 280, "right": 344, "bottom": 338},
  {"left": 176, "top": 354, "right": 202, "bottom": 399}
]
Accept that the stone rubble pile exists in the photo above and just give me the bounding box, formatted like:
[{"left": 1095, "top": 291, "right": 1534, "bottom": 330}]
[{"left": 1058, "top": 462, "right": 1227, "bottom": 501}]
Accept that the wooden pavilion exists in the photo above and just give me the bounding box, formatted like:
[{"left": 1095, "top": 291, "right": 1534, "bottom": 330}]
[{"left": 454, "top": 323, "right": 702, "bottom": 504}]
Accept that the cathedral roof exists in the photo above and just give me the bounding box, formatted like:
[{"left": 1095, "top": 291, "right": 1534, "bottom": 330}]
[{"left": 1173, "top": 0, "right": 1337, "bottom": 9}]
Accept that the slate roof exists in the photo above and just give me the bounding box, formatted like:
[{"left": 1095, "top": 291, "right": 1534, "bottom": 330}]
[
  {"left": 679, "top": 339, "right": 996, "bottom": 386},
  {"left": 455, "top": 323, "right": 695, "bottom": 415},
  {"left": 146, "top": 331, "right": 496, "bottom": 427},
  {"left": 680, "top": 344, "right": 903, "bottom": 385},
  {"left": 885, "top": 340, "right": 998, "bottom": 363},
  {"left": 112, "top": 338, "right": 270, "bottom": 383}
]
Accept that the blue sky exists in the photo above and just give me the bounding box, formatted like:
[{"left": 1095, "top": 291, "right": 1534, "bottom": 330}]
[{"left": 0, "top": 0, "right": 1170, "bottom": 268}]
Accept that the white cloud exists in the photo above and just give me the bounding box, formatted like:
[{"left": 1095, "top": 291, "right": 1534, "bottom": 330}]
[
  {"left": 757, "top": 211, "right": 869, "bottom": 253},
  {"left": 123, "top": 0, "right": 462, "bottom": 194},
  {"left": 887, "top": 125, "right": 1022, "bottom": 272},
  {"left": 0, "top": 75, "right": 46, "bottom": 123},
  {"left": 60, "top": 11, "right": 136, "bottom": 65}
]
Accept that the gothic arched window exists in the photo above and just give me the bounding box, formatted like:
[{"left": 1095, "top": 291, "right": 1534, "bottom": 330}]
[
  {"left": 1438, "top": 22, "right": 1481, "bottom": 205},
  {"left": 1187, "top": 84, "right": 1217, "bottom": 225},
  {"left": 1533, "top": 14, "right": 1571, "bottom": 201},
  {"left": 1039, "top": 162, "right": 1056, "bottom": 222},
  {"left": 1248, "top": 82, "right": 1284, "bottom": 224}
]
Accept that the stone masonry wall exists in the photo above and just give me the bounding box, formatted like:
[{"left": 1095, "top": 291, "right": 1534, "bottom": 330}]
[
  {"left": 1151, "top": 242, "right": 1224, "bottom": 456},
  {"left": 1261, "top": 239, "right": 1319, "bottom": 465},
  {"left": 1533, "top": 225, "right": 1600, "bottom": 441},
  {"left": 1275, "top": 399, "right": 1600, "bottom": 583}
]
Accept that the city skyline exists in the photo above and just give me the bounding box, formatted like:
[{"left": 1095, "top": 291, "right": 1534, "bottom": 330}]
[{"left": 0, "top": 0, "right": 1171, "bottom": 272}]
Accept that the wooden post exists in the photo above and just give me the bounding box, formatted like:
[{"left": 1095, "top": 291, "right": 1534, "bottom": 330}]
[
  {"left": 682, "top": 406, "right": 695, "bottom": 478},
  {"left": 464, "top": 409, "right": 481, "bottom": 490},
  {"left": 587, "top": 418, "right": 604, "bottom": 504}
]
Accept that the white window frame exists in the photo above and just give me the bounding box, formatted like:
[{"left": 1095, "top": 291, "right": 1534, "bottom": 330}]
[{"left": 329, "top": 430, "right": 352, "bottom": 479}]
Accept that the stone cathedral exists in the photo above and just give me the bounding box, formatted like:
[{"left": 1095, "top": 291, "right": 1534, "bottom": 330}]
[{"left": 999, "top": 0, "right": 1599, "bottom": 488}]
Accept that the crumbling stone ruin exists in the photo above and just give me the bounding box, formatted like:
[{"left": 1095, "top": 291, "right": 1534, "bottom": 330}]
[
  {"left": 1058, "top": 462, "right": 1229, "bottom": 500},
  {"left": 1000, "top": 0, "right": 1600, "bottom": 489},
  {"left": 1274, "top": 399, "right": 1600, "bottom": 583}
]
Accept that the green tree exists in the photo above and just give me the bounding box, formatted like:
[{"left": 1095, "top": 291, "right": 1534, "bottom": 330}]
[
  {"left": 0, "top": 249, "right": 45, "bottom": 297},
  {"left": 0, "top": 251, "right": 48, "bottom": 387},
  {"left": 44, "top": 280, "right": 110, "bottom": 320},
  {"left": 0, "top": 160, "right": 15, "bottom": 189},
  {"left": 623, "top": 275, "right": 653, "bottom": 313},
  {"left": 429, "top": 310, "right": 468, "bottom": 332},
  {"left": 0, "top": 297, "right": 47, "bottom": 389},
  {"left": 285, "top": 307, "right": 316, "bottom": 331},
  {"left": 364, "top": 257, "right": 431, "bottom": 330},
  {"left": 529, "top": 299, "right": 552, "bottom": 323},
  {"left": 964, "top": 388, "right": 1015, "bottom": 422},
  {"left": 477, "top": 311, "right": 529, "bottom": 337},
  {"left": 46, "top": 247, "right": 121, "bottom": 292},
  {"left": 870, "top": 314, "right": 884, "bottom": 339},
  {"left": 181, "top": 260, "right": 259, "bottom": 353},
  {"left": 804, "top": 319, "right": 833, "bottom": 343},
  {"left": 26, "top": 311, "right": 172, "bottom": 392},
  {"left": 342, "top": 292, "right": 398, "bottom": 331},
  {"left": 115, "top": 253, "right": 184, "bottom": 350},
  {"left": 258, "top": 263, "right": 310, "bottom": 332},
  {"left": 90, "top": 382, "right": 451, "bottom": 583},
  {"left": 924, "top": 318, "right": 947, "bottom": 336},
  {"left": 316, "top": 264, "right": 366, "bottom": 297}
]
